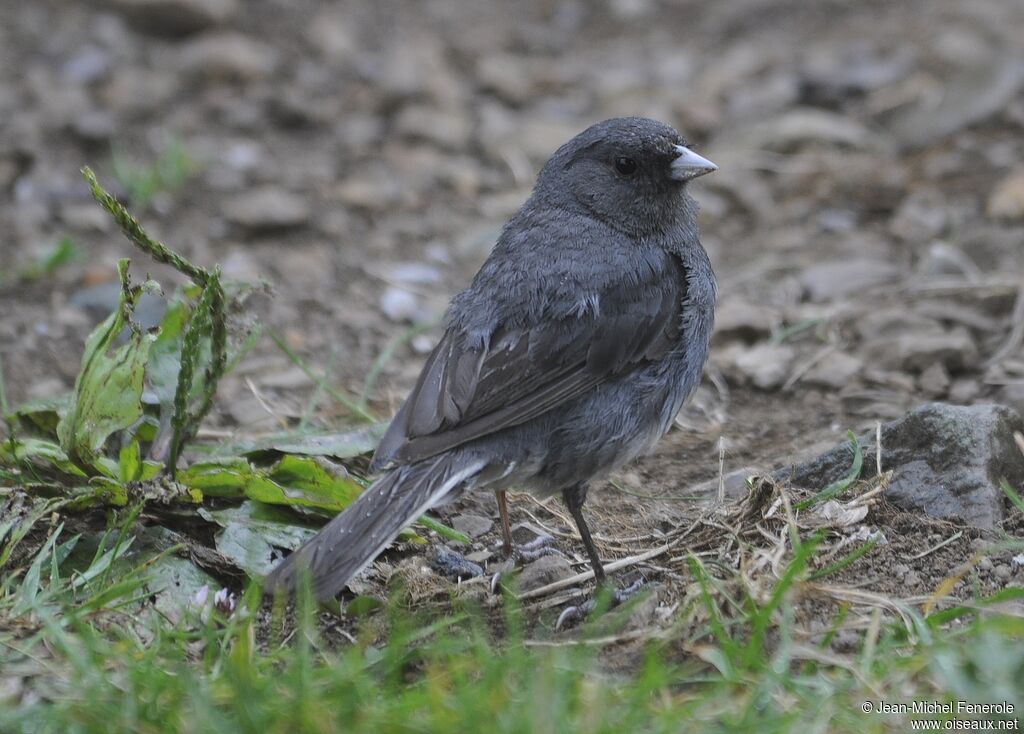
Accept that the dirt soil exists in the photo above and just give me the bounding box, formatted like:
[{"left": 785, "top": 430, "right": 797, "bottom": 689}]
[{"left": 2, "top": 0, "right": 1024, "bottom": 638}]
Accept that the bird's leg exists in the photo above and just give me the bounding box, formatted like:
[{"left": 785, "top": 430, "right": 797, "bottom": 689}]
[
  {"left": 492, "top": 490, "right": 556, "bottom": 560},
  {"left": 497, "top": 489, "right": 514, "bottom": 555},
  {"left": 561, "top": 483, "right": 606, "bottom": 586},
  {"left": 490, "top": 490, "right": 560, "bottom": 593},
  {"left": 555, "top": 482, "right": 645, "bottom": 630}
]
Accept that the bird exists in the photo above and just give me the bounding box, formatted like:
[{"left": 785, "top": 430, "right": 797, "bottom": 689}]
[{"left": 264, "top": 116, "right": 718, "bottom": 603}]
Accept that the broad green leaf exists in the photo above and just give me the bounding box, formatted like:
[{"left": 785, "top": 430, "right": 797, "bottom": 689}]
[
  {"left": 118, "top": 440, "right": 142, "bottom": 482},
  {"left": 200, "top": 501, "right": 318, "bottom": 578},
  {"left": 215, "top": 423, "right": 388, "bottom": 459},
  {"left": 56, "top": 260, "right": 156, "bottom": 471},
  {"left": 266, "top": 455, "right": 364, "bottom": 509},
  {"left": 66, "top": 478, "right": 129, "bottom": 511},
  {"left": 179, "top": 456, "right": 364, "bottom": 511},
  {"left": 146, "top": 299, "right": 190, "bottom": 404},
  {"left": 138, "top": 460, "right": 163, "bottom": 480},
  {"left": 4, "top": 393, "right": 72, "bottom": 437},
  {"left": 92, "top": 456, "right": 120, "bottom": 479},
  {"left": 0, "top": 437, "right": 87, "bottom": 478},
  {"left": 144, "top": 551, "right": 219, "bottom": 622},
  {"left": 178, "top": 458, "right": 256, "bottom": 497}
]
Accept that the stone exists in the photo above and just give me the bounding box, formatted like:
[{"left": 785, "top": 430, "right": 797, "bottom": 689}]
[
  {"left": 428, "top": 546, "right": 483, "bottom": 580},
  {"left": 107, "top": 0, "right": 238, "bottom": 37},
  {"left": 799, "top": 45, "right": 913, "bottom": 107},
  {"left": 713, "top": 299, "right": 775, "bottom": 343},
  {"left": 381, "top": 262, "right": 442, "bottom": 285},
  {"left": 688, "top": 466, "right": 762, "bottom": 501},
  {"left": 948, "top": 379, "right": 981, "bottom": 405},
  {"left": 799, "top": 259, "right": 902, "bottom": 303},
  {"left": 305, "top": 9, "right": 356, "bottom": 63},
  {"left": 476, "top": 106, "right": 580, "bottom": 164},
  {"left": 333, "top": 168, "right": 403, "bottom": 211},
  {"left": 803, "top": 351, "right": 864, "bottom": 390},
  {"left": 733, "top": 343, "right": 795, "bottom": 390},
  {"left": 890, "top": 189, "right": 947, "bottom": 243},
  {"left": 775, "top": 403, "right": 1024, "bottom": 529},
  {"left": 918, "top": 363, "right": 951, "bottom": 397},
  {"left": 516, "top": 554, "right": 574, "bottom": 593},
  {"left": 68, "top": 110, "right": 116, "bottom": 144},
  {"left": 887, "top": 56, "right": 1024, "bottom": 149},
  {"left": 864, "top": 327, "right": 978, "bottom": 373},
  {"left": 476, "top": 54, "right": 532, "bottom": 105},
  {"left": 179, "top": 33, "right": 278, "bottom": 81},
  {"left": 726, "top": 108, "right": 875, "bottom": 154},
  {"left": 379, "top": 287, "right": 419, "bottom": 324},
  {"left": 223, "top": 187, "right": 310, "bottom": 232},
  {"left": 987, "top": 169, "right": 1024, "bottom": 222},
  {"left": 450, "top": 514, "right": 494, "bottom": 539},
  {"left": 393, "top": 104, "right": 473, "bottom": 151}
]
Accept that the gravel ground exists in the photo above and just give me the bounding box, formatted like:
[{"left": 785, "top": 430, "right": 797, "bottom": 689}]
[{"left": 2, "top": 0, "right": 1024, "bottom": 626}]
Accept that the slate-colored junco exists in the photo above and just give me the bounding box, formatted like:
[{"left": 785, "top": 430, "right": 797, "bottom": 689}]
[{"left": 265, "top": 117, "right": 718, "bottom": 602}]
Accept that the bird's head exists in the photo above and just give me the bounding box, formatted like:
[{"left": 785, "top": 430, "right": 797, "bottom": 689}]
[{"left": 535, "top": 117, "right": 716, "bottom": 237}]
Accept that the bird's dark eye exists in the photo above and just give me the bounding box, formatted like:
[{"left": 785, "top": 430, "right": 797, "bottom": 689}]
[{"left": 614, "top": 156, "right": 638, "bottom": 176}]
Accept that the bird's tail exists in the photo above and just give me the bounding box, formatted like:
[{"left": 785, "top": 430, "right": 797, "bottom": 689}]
[{"left": 264, "top": 453, "right": 485, "bottom": 602}]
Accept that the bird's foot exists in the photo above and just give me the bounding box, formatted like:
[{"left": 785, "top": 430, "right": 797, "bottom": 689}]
[
  {"left": 507, "top": 534, "right": 560, "bottom": 563},
  {"left": 555, "top": 578, "right": 645, "bottom": 630},
  {"left": 489, "top": 535, "right": 560, "bottom": 593}
]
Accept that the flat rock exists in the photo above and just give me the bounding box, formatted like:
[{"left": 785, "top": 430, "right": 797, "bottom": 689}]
[
  {"left": 179, "top": 32, "right": 278, "bottom": 81},
  {"left": 799, "top": 45, "right": 913, "bottom": 106},
  {"left": 775, "top": 403, "right": 1024, "bottom": 529},
  {"left": 476, "top": 54, "right": 532, "bottom": 105},
  {"left": 918, "top": 363, "right": 951, "bottom": 397},
  {"left": 713, "top": 298, "right": 775, "bottom": 343},
  {"left": 725, "top": 108, "right": 876, "bottom": 153},
  {"left": 450, "top": 513, "right": 493, "bottom": 539},
  {"left": 517, "top": 554, "right": 574, "bottom": 592},
  {"left": 224, "top": 187, "right": 310, "bottom": 231},
  {"left": 863, "top": 327, "right": 978, "bottom": 373},
  {"left": 733, "top": 343, "right": 795, "bottom": 390},
  {"left": 394, "top": 104, "right": 473, "bottom": 151},
  {"left": 886, "top": 56, "right": 1024, "bottom": 149},
  {"left": 803, "top": 351, "right": 864, "bottom": 389},
  {"left": 799, "top": 259, "right": 902, "bottom": 302},
  {"left": 107, "top": 0, "right": 237, "bottom": 36},
  {"left": 379, "top": 287, "right": 420, "bottom": 324},
  {"left": 333, "top": 167, "right": 403, "bottom": 210},
  {"left": 305, "top": 9, "right": 356, "bottom": 63}
]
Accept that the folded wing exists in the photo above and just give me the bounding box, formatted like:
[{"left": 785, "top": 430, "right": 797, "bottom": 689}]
[{"left": 371, "top": 251, "right": 688, "bottom": 469}]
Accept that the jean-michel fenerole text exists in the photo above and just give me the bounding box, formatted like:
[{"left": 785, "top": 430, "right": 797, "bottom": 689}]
[{"left": 870, "top": 701, "right": 1015, "bottom": 716}]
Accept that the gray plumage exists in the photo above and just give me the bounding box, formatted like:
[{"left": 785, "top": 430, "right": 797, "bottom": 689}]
[{"left": 264, "top": 117, "right": 717, "bottom": 601}]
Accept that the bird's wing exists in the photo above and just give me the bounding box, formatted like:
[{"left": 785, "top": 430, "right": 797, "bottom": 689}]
[{"left": 371, "top": 252, "right": 688, "bottom": 468}]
